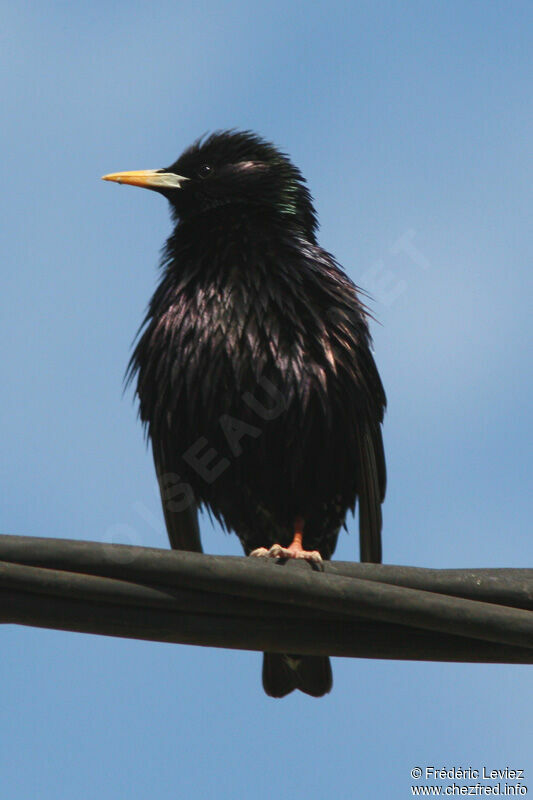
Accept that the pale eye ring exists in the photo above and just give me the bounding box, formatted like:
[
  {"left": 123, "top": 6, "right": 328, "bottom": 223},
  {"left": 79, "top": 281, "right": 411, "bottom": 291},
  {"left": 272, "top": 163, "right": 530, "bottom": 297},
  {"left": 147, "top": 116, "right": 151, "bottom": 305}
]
[{"left": 197, "top": 164, "right": 212, "bottom": 178}]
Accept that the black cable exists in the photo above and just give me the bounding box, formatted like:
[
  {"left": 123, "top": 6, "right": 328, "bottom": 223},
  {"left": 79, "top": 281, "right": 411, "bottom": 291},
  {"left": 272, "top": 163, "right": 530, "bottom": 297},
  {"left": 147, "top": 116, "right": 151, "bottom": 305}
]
[{"left": 1, "top": 535, "right": 532, "bottom": 663}]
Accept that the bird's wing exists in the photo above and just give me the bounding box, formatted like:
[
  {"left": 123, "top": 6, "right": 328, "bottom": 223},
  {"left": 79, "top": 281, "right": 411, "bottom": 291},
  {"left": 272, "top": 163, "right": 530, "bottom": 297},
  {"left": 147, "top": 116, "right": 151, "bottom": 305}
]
[
  {"left": 153, "top": 446, "right": 203, "bottom": 552},
  {"left": 357, "top": 417, "right": 386, "bottom": 564},
  {"left": 300, "top": 246, "right": 387, "bottom": 564},
  {"left": 354, "top": 335, "right": 386, "bottom": 564}
]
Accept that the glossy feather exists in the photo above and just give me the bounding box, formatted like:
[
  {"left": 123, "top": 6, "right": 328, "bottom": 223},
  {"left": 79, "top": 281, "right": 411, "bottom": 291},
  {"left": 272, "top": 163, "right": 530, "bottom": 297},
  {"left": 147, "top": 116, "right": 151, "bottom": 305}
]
[{"left": 120, "top": 131, "right": 387, "bottom": 696}]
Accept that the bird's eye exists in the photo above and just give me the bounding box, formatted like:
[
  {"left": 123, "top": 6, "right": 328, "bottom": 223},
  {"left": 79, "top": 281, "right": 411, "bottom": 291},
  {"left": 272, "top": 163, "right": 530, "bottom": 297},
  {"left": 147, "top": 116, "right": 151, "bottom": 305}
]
[{"left": 197, "top": 164, "right": 212, "bottom": 178}]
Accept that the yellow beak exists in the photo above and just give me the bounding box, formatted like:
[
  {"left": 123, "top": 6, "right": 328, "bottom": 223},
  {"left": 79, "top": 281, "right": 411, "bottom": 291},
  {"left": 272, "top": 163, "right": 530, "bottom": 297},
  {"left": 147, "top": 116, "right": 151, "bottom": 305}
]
[{"left": 102, "top": 169, "right": 189, "bottom": 191}]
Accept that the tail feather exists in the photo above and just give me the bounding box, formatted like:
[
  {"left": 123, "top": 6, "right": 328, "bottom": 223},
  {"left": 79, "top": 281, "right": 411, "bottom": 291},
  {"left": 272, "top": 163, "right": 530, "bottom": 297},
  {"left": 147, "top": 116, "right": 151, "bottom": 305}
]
[{"left": 262, "top": 653, "right": 332, "bottom": 698}]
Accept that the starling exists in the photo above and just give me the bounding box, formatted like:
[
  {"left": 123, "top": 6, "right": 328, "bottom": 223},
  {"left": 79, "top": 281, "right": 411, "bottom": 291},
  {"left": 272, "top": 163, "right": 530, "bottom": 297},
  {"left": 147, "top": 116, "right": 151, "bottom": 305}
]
[{"left": 103, "top": 130, "right": 386, "bottom": 698}]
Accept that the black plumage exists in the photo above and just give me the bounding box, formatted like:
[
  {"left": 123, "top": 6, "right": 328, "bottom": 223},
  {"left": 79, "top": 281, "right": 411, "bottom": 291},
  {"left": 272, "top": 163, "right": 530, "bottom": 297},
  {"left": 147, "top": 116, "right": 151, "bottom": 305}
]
[{"left": 103, "top": 130, "right": 386, "bottom": 697}]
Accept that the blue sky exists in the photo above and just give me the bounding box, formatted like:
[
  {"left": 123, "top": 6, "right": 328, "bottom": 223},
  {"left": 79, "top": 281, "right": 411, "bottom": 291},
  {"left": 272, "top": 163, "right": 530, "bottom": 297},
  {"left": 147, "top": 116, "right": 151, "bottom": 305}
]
[{"left": 1, "top": 1, "right": 532, "bottom": 797}]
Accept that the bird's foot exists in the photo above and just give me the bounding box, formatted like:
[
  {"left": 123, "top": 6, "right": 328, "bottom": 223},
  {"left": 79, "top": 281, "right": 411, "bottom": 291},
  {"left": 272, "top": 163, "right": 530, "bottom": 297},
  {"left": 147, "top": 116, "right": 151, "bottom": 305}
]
[
  {"left": 250, "top": 543, "right": 322, "bottom": 562},
  {"left": 250, "top": 547, "right": 270, "bottom": 557}
]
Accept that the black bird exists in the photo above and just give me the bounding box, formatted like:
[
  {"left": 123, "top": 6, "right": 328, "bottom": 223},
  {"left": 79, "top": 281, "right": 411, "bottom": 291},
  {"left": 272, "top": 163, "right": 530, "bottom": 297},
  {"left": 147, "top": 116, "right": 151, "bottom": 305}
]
[{"left": 103, "top": 130, "right": 386, "bottom": 697}]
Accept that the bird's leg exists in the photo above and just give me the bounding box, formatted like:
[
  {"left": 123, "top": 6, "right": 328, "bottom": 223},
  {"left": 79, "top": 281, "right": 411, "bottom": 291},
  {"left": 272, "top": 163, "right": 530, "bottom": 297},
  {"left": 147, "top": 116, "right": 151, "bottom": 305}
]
[{"left": 250, "top": 517, "right": 322, "bottom": 562}]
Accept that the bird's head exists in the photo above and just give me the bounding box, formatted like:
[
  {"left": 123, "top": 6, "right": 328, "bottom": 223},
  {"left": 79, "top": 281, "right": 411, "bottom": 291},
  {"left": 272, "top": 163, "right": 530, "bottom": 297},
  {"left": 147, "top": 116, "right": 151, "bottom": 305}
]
[{"left": 103, "top": 130, "right": 317, "bottom": 238}]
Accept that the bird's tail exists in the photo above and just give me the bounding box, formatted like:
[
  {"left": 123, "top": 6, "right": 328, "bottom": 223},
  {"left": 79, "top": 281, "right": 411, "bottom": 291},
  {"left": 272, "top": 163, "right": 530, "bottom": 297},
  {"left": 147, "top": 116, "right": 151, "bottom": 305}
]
[{"left": 262, "top": 653, "right": 332, "bottom": 698}]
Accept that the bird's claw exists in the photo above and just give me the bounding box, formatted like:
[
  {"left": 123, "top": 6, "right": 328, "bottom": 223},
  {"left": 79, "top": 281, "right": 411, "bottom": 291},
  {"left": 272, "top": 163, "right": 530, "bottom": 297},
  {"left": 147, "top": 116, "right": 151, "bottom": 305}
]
[
  {"left": 250, "top": 543, "right": 322, "bottom": 562},
  {"left": 250, "top": 547, "right": 270, "bottom": 557}
]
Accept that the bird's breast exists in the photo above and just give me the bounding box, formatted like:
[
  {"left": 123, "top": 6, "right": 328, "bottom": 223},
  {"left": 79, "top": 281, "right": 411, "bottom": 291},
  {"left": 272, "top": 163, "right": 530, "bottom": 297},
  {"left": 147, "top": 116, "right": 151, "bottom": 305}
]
[{"left": 133, "top": 221, "right": 371, "bottom": 449}]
